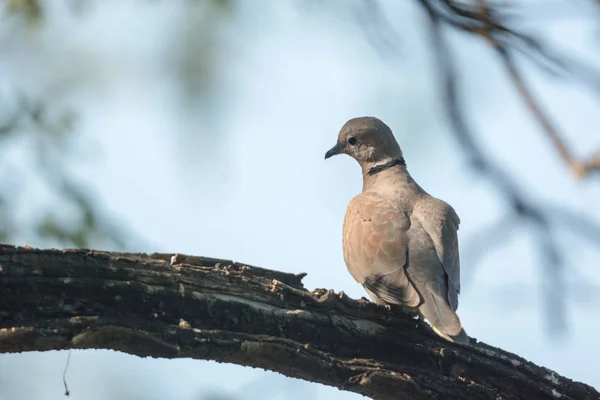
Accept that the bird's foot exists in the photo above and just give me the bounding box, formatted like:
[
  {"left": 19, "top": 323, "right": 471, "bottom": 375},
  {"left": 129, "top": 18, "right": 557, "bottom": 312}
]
[{"left": 396, "top": 305, "right": 420, "bottom": 319}]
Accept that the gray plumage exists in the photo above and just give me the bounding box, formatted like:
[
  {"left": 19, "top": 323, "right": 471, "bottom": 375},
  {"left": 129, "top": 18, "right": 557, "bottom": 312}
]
[{"left": 325, "top": 116, "right": 469, "bottom": 345}]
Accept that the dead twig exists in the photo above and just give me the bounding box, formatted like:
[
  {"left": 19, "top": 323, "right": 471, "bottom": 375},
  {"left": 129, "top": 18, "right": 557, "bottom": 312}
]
[
  {"left": 416, "top": 0, "right": 591, "bottom": 334},
  {"left": 473, "top": 0, "right": 599, "bottom": 178}
]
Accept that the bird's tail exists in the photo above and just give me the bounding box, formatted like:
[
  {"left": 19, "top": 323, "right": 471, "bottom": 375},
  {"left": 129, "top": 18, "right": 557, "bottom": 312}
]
[{"left": 419, "top": 288, "right": 469, "bottom": 345}]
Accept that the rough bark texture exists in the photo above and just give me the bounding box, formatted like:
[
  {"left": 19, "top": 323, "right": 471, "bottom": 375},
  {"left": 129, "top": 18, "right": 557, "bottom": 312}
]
[{"left": 0, "top": 245, "right": 597, "bottom": 400}]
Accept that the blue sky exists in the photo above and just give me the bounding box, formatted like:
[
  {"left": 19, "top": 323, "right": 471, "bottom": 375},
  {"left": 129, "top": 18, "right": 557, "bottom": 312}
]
[{"left": 1, "top": 1, "right": 599, "bottom": 399}]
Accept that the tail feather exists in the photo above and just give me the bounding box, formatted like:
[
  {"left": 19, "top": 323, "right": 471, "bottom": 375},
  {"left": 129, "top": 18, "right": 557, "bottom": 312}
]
[{"left": 419, "top": 287, "right": 469, "bottom": 345}]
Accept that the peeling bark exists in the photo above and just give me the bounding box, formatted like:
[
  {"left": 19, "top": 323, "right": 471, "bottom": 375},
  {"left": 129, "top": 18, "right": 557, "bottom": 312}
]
[{"left": 0, "top": 245, "right": 597, "bottom": 400}]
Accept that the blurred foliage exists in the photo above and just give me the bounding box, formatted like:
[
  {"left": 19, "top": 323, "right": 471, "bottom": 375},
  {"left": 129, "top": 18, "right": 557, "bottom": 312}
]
[
  {"left": 7, "top": 0, "right": 42, "bottom": 21},
  {"left": 0, "top": 0, "right": 236, "bottom": 249},
  {"left": 0, "top": 93, "right": 128, "bottom": 249},
  {"left": 172, "top": 0, "right": 235, "bottom": 105}
]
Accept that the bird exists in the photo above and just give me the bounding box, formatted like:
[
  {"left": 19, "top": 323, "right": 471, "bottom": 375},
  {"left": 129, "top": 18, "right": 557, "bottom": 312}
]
[{"left": 325, "top": 116, "right": 469, "bottom": 345}]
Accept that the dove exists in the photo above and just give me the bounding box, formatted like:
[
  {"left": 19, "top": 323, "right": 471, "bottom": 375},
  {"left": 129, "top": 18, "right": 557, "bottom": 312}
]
[{"left": 325, "top": 116, "right": 469, "bottom": 345}]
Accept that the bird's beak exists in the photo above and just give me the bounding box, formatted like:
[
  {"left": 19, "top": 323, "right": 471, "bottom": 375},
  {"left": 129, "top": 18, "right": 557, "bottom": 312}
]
[{"left": 324, "top": 143, "right": 342, "bottom": 160}]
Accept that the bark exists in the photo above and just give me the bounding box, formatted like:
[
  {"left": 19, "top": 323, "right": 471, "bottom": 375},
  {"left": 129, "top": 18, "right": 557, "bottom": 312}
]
[{"left": 0, "top": 245, "right": 597, "bottom": 400}]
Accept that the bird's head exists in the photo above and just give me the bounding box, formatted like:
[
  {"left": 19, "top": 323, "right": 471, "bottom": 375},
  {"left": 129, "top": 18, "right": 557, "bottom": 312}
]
[{"left": 324, "top": 117, "right": 403, "bottom": 165}]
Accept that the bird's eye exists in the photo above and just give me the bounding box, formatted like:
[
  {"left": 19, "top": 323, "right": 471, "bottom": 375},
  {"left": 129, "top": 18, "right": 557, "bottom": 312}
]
[{"left": 347, "top": 137, "right": 357, "bottom": 146}]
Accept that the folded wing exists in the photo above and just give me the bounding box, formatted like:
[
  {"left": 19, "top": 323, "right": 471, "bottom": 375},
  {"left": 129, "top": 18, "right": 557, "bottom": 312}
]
[{"left": 342, "top": 191, "right": 420, "bottom": 307}]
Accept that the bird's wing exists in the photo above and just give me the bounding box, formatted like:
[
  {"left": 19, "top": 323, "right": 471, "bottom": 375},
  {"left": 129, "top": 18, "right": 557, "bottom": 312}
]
[
  {"left": 342, "top": 191, "right": 420, "bottom": 307},
  {"left": 413, "top": 196, "right": 461, "bottom": 311}
]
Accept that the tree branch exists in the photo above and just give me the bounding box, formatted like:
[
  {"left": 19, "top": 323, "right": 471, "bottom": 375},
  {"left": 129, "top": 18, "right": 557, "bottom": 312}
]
[{"left": 0, "top": 245, "right": 597, "bottom": 399}]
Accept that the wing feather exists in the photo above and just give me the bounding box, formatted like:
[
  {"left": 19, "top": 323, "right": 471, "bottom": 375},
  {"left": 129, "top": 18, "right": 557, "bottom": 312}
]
[
  {"left": 413, "top": 197, "right": 461, "bottom": 311},
  {"left": 343, "top": 191, "right": 420, "bottom": 307}
]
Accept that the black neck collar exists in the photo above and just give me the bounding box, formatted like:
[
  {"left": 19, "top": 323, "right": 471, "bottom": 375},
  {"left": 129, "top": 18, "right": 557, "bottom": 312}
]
[{"left": 367, "top": 157, "right": 406, "bottom": 176}]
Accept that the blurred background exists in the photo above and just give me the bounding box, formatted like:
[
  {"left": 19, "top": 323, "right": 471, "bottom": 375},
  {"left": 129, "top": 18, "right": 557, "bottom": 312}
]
[{"left": 0, "top": 0, "right": 599, "bottom": 399}]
